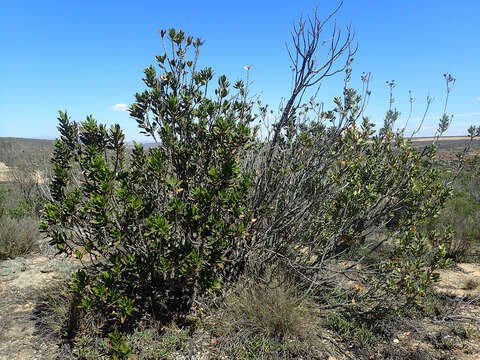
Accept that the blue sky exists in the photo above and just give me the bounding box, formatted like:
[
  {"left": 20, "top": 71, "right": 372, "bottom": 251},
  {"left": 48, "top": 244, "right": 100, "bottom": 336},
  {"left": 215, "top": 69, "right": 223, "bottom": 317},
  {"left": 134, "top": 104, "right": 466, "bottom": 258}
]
[{"left": 1, "top": 0, "right": 479, "bottom": 141}]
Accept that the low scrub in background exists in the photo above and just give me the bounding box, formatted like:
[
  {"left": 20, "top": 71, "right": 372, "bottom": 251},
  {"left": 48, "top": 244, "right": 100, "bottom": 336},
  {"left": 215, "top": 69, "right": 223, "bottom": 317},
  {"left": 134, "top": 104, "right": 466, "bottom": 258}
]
[
  {"left": 0, "top": 139, "right": 52, "bottom": 259},
  {"left": 0, "top": 215, "right": 39, "bottom": 259},
  {"left": 425, "top": 162, "right": 480, "bottom": 260},
  {"left": 0, "top": 187, "right": 41, "bottom": 259}
]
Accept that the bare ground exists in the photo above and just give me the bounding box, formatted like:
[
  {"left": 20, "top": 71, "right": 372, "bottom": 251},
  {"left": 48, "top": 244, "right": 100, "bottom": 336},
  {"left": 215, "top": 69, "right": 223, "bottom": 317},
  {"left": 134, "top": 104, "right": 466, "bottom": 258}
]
[
  {"left": 0, "top": 162, "right": 11, "bottom": 183},
  {"left": 1, "top": 251, "right": 480, "bottom": 359},
  {"left": 0, "top": 253, "right": 78, "bottom": 360}
]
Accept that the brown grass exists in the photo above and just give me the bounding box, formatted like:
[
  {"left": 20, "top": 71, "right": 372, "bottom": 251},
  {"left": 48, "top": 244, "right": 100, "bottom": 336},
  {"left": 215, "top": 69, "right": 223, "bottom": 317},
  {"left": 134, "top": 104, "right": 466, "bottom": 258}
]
[{"left": 0, "top": 216, "right": 39, "bottom": 259}]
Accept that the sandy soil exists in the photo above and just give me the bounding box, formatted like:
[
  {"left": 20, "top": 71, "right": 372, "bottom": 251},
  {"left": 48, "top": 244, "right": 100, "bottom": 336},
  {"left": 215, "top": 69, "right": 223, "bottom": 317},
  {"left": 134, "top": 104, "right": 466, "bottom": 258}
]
[
  {"left": 436, "top": 263, "right": 480, "bottom": 297},
  {"left": 0, "top": 162, "right": 47, "bottom": 184},
  {"left": 0, "top": 253, "right": 78, "bottom": 360},
  {"left": 1, "top": 252, "right": 480, "bottom": 359},
  {"left": 0, "top": 162, "right": 11, "bottom": 182}
]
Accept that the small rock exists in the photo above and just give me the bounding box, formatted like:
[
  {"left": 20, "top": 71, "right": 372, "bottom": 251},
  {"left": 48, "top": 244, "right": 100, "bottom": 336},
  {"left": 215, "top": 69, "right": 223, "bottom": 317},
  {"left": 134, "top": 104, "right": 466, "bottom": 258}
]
[
  {"left": 40, "top": 266, "right": 54, "bottom": 273},
  {"left": 0, "top": 268, "right": 13, "bottom": 276}
]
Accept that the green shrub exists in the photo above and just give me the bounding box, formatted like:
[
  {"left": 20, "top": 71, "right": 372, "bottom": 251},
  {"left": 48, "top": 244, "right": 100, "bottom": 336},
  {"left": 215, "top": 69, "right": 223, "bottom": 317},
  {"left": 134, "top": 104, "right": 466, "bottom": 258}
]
[
  {"left": 326, "top": 311, "right": 378, "bottom": 348},
  {"left": 0, "top": 215, "right": 39, "bottom": 259},
  {"left": 450, "top": 324, "right": 478, "bottom": 339},
  {"left": 0, "top": 184, "right": 43, "bottom": 259},
  {"left": 249, "top": 89, "right": 457, "bottom": 316},
  {"left": 0, "top": 186, "right": 29, "bottom": 219},
  {"left": 0, "top": 138, "right": 53, "bottom": 216},
  {"left": 41, "top": 29, "right": 255, "bottom": 330},
  {"left": 423, "top": 143, "right": 480, "bottom": 260}
]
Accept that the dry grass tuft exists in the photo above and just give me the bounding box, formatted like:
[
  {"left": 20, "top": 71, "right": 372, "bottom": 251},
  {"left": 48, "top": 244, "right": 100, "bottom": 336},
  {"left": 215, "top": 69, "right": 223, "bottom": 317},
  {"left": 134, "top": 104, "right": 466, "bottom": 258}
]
[
  {"left": 209, "top": 273, "right": 328, "bottom": 359},
  {"left": 463, "top": 278, "right": 479, "bottom": 290},
  {"left": 0, "top": 216, "right": 39, "bottom": 259},
  {"left": 221, "top": 275, "right": 317, "bottom": 340},
  {"left": 34, "top": 280, "right": 86, "bottom": 342}
]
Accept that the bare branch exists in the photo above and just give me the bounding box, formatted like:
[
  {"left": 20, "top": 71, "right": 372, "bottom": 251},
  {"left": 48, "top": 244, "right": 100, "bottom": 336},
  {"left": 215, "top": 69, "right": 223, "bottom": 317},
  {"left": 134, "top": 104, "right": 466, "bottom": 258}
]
[{"left": 268, "top": 2, "right": 356, "bottom": 167}]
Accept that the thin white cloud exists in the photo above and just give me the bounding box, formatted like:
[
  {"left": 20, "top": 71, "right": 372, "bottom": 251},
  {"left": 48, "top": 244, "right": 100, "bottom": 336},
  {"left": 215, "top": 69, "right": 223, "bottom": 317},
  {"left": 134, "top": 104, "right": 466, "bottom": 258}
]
[
  {"left": 111, "top": 104, "right": 129, "bottom": 112},
  {"left": 474, "top": 97, "right": 480, "bottom": 102}
]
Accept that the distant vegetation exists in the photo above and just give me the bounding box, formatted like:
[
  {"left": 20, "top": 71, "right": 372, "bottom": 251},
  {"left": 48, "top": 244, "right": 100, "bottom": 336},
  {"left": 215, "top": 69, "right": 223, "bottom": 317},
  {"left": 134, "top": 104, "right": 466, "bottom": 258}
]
[
  {"left": 1, "top": 3, "right": 480, "bottom": 359},
  {"left": 0, "top": 138, "right": 53, "bottom": 259},
  {"left": 0, "top": 137, "right": 53, "bottom": 167}
]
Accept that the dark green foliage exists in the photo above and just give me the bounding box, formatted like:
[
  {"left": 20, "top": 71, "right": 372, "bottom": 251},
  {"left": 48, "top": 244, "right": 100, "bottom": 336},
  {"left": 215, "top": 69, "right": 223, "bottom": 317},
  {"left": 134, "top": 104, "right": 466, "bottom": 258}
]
[
  {"left": 41, "top": 29, "right": 255, "bottom": 331},
  {"left": 107, "top": 330, "right": 132, "bottom": 360}
]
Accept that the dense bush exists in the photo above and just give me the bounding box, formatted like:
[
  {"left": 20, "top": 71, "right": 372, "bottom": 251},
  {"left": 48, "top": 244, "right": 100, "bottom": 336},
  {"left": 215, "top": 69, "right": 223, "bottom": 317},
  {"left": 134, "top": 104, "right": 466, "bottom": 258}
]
[
  {"left": 41, "top": 29, "right": 255, "bottom": 332},
  {"left": 40, "top": 5, "right": 480, "bottom": 357},
  {"left": 243, "top": 27, "right": 474, "bottom": 317},
  {"left": 248, "top": 105, "right": 458, "bottom": 313}
]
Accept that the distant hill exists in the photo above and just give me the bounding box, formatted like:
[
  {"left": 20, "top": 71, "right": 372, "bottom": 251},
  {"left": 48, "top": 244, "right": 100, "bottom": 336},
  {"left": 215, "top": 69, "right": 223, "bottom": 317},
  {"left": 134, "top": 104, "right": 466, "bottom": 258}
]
[
  {"left": 1, "top": 136, "right": 477, "bottom": 168},
  {"left": 409, "top": 136, "right": 480, "bottom": 161},
  {"left": 0, "top": 137, "right": 55, "bottom": 168}
]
